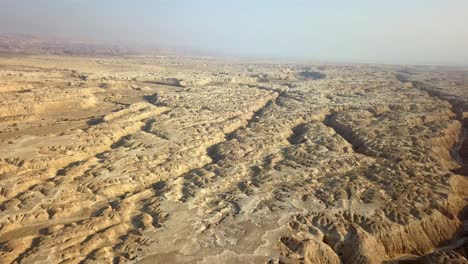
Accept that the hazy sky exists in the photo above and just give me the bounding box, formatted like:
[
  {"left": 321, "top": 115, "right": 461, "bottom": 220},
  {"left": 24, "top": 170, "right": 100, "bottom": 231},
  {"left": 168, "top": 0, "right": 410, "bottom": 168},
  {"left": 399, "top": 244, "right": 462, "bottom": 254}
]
[{"left": 1, "top": 0, "right": 467, "bottom": 65}]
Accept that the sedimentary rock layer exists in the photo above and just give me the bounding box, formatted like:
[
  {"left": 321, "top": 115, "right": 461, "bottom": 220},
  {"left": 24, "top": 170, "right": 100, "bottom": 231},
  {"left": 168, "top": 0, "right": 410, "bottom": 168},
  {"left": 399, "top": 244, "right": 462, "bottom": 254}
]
[{"left": 0, "top": 55, "right": 466, "bottom": 264}]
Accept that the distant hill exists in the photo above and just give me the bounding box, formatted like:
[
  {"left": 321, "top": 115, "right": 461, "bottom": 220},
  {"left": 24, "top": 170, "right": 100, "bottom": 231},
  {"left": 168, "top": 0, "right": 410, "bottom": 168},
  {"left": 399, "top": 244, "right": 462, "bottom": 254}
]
[{"left": 0, "top": 33, "right": 194, "bottom": 56}]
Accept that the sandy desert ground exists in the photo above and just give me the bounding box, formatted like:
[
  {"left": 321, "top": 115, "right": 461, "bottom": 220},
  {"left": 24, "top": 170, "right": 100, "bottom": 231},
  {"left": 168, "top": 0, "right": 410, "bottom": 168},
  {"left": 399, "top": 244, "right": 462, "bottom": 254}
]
[{"left": 0, "top": 55, "right": 466, "bottom": 264}]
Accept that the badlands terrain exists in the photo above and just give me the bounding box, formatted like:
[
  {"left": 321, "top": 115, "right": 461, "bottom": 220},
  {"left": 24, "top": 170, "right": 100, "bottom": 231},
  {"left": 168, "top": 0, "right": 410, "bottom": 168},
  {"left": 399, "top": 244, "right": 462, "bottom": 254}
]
[{"left": 0, "top": 55, "right": 466, "bottom": 264}]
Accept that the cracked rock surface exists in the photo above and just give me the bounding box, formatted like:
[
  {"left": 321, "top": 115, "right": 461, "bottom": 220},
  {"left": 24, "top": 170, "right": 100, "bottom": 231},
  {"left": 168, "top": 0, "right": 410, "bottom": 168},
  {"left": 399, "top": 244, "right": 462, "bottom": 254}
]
[{"left": 0, "top": 55, "right": 467, "bottom": 264}]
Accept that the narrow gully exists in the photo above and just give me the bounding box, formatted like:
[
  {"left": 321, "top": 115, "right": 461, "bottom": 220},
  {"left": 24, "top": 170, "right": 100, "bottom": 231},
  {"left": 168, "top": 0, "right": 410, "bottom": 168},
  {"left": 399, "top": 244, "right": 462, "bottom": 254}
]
[{"left": 452, "top": 118, "right": 468, "bottom": 176}]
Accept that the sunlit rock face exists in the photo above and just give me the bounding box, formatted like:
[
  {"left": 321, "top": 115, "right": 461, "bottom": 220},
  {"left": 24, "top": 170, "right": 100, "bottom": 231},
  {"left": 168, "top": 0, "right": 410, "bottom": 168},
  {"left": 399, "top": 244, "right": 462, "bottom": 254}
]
[{"left": 0, "top": 55, "right": 466, "bottom": 264}]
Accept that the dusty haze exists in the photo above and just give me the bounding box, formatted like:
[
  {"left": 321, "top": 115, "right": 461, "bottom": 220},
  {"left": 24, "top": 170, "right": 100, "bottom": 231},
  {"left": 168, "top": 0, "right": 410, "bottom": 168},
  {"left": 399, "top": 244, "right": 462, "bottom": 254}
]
[{"left": 1, "top": 0, "right": 468, "bottom": 65}]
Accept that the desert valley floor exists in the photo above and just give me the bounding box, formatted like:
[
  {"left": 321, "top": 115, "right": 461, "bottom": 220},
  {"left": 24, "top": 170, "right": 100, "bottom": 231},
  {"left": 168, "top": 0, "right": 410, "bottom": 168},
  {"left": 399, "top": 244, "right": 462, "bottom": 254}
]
[{"left": 0, "top": 55, "right": 466, "bottom": 264}]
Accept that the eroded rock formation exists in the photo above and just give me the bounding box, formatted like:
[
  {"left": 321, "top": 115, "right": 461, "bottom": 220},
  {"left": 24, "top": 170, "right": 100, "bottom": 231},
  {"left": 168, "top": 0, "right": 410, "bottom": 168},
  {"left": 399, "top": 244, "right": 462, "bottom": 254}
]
[{"left": 0, "top": 55, "right": 466, "bottom": 264}]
